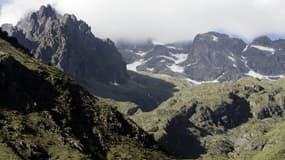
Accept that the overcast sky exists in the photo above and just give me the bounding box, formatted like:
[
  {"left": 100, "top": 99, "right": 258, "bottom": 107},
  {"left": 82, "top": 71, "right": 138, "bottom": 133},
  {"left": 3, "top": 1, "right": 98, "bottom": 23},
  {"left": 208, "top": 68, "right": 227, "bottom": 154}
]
[{"left": 0, "top": 0, "right": 285, "bottom": 42}]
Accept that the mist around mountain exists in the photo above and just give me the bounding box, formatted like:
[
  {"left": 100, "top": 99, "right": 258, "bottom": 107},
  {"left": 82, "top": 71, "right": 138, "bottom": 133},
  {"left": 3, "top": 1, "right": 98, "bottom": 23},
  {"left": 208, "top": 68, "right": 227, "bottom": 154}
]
[
  {"left": 118, "top": 32, "right": 285, "bottom": 83},
  {"left": 1, "top": 4, "right": 285, "bottom": 160},
  {"left": 2, "top": 5, "right": 176, "bottom": 112}
]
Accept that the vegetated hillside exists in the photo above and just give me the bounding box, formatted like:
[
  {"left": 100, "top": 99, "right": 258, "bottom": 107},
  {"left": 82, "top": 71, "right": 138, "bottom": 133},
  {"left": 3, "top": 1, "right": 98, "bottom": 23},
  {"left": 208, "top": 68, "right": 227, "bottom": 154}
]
[
  {"left": 0, "top": 34, "right": 170, "bottom": 159},
  {"left": 2, "top": 5, "right": 176, "bottom": 111},
  {"left": 122, "top": 72, "right": 285, "bottom": 160}
]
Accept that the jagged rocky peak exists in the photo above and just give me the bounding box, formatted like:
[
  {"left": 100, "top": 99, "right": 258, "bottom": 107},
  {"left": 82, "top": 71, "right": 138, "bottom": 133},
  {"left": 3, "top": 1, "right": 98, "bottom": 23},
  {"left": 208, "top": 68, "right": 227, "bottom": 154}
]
[
  {"left": 119, "top": 30, "right": 285, "bottom": 83},
  {"left": 2, "top": 4, "right": 129, "bottom": 85},
  {"left": 193, "top": 31, "right": 246, "bottom": 51},
  {"left": 251, "top": 35, "right": 272, "bottom": 45},
  {"left": 182, "top": 31, "right": 248, "bottom": 81},
  {"left": 38, "top": 4, "right": 57, "bottom": 18},
  {"left": 1, "top": 24, "right": 14, "bottom": 33},
  {"left": 195, "top": 31, "right": 227, "bottom": 42},
  {"left": 16, "top": 4, "right": 58, "bottom": 34},
  {"left": 244, "top": 35, "right": 285, "bottom": 76}
]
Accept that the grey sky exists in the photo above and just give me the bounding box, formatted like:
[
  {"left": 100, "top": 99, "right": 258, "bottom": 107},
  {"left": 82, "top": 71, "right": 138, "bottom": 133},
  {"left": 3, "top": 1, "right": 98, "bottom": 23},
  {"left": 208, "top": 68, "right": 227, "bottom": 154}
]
[{"left": 0, "top": 0, "right": 285, "bottom": 42}]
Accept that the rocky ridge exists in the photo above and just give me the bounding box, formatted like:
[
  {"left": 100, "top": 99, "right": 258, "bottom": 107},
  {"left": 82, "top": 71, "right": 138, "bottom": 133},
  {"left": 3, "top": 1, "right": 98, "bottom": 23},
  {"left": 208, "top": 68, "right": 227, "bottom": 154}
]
[
  {"left": 0, "top": 32, "right": 170, "bottom": 160},
  {"left": 2, "top": 5, "right": 176, "bottom": 112},
  {"left": 118, "top": 32, "right": 285, "bottom": 83},
  {"left": 2, "top": 5, "right": 128, "bottom": 85}
]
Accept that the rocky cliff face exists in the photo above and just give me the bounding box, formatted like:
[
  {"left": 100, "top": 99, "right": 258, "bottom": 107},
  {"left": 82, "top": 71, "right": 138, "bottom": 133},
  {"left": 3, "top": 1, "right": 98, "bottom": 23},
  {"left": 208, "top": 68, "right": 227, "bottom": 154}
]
[
  {"left": 118, "top": 32, "right": 285, "bottom": 83},
  {"left": 2, "top": 5, "right": 176, "bottom": 111},
  {"left": 183, "top": 32, "right": 248, "bottom": 81},
  {"left": 243, "top": 36, "right": 285, "bottom": 75},
  {"left": 0, "top": 33, "right": 170, "bottom": 160},
  {"left": 2, "top": 5, "right": 128, "bottom": 85}
]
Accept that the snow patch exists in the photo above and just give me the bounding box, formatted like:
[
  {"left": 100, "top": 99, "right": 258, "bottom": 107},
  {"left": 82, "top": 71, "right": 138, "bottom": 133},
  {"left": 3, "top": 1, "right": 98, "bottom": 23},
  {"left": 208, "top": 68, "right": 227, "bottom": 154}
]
[
  {"left": 245, "top": 70, "right": 266, "bottom": 79},
  {"left": 166, "top": 46, "right": 177, "bottom": 49},
  {"left": 152, "top": 41, "right": 165, "bottom": 46},
  {"left": 127, "top": 58, "right": 152, "bottom": 72},
  {"left": 211, "top": 35, "right": 219, "bottom": 41},
  {"left": 227, "top": 56, "right": 236, "bottom": 62},
  {"left": 186, "top": 73, "right": 225, "bottom": 85},
  {"left": 146, "top": 68, "right": 154, "bottom": 72},
  {"left": 111, "top": 82, "right": 119, "bottom": 86},
  {"left": 165, "top": 53, "right": 188, "bottom": 73},
  {"left": 158, "top": 53, "right": 188, "bottom": 65},
  {"left": 186, "top": 60, "right": 199, "bottom": 67},
  {"left": 157, "top": 55, "right": 176, "bottom": 62},
  {"left": 135, "top": 51, "right": 148, "bottom": 56},
  {"left": 170, "top": 53, "right": 188, "bottom": 64},
  {"left": 127, "top": 60, "right": 144, "bottom": 71},
  {"left": 250, "top": 45, "right": 275, "bottom": 55},
  {"left": 186, "top": 78, "right": 203, "bottom": 85},
  {"left": 245, "top": 70, "right": 284, "bottom": 80},
  {"left": 167, "top": 64, "right": 184, "bottom": 73},
  {"left": 242, "top": 45, "right": 249, "bottom": 52},
  {"left": 134, "top": 48, "right": 153, "bottom": 57}
]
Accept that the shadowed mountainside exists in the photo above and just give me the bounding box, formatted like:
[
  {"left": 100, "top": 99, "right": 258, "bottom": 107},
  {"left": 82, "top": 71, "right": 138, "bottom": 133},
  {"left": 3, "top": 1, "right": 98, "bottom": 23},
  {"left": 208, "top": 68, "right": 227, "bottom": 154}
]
[
  {"left": 0, "top": 32, "right": 170, "bottom": 160},
  {"left": 2, "top": 5, "right": 176, "bottom": 112},
  {"left": 124, "top": 73, "right": 285, "bottom": 159}
]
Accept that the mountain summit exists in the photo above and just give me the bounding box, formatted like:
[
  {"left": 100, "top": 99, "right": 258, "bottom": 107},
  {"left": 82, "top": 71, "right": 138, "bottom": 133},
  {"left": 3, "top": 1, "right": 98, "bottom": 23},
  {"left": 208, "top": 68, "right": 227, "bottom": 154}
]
[
  {"left": 118, "top": 32, "right": 285, "bottom": 83},
  {"left": 2, "top": 4, "right": 128, "bottom": 85},
  {"left": 2, "top": 5, "right": 176, "bottom": 112}
]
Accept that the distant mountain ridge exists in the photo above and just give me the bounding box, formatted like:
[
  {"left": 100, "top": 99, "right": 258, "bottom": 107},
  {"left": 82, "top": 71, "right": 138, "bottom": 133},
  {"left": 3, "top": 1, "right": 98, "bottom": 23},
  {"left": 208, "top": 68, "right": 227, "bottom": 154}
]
[{"left": 118, "top": 32, "right": 285, "bottom": 83}]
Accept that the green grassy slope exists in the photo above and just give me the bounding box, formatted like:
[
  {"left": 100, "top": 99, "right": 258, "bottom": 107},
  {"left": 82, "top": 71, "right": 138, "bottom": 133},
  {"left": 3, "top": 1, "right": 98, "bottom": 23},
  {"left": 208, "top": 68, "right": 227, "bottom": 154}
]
[
  {"left": 119, "top": 73, "right": 285, "bottom": 159},
  {"left": 0, "top": 38, "right": 170, "bottom": 160}
]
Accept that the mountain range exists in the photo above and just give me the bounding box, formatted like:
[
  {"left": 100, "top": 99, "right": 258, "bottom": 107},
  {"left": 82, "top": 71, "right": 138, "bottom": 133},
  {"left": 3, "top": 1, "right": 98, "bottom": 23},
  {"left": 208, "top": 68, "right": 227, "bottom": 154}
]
[
  {"left": 118, "top": 32, "right": 285, "bottom": 83},
  {"left": 2, "top": 5, "right": 176, "bottom": 112},
  {"left": 1, "top": 4, "right": 285, "bottom": 160}
]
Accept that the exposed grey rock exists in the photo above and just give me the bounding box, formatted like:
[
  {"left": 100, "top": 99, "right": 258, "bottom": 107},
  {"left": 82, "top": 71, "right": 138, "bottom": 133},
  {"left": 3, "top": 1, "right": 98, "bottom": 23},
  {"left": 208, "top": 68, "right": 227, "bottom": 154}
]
[
  {"left": 183, "top": 32, "right": 248, "bottom": 81},
  {"left": 117, "top": 39, "right": 191, "bottom": 78},
  {"left": 2, "top": 4, "right": 128, "bottom": 85},
  {"left": 1, "top": 5, "right": 176, "bottom": 112},
  {"left": 244, "top": 36, "right": 285, "bottom": 75},
  {"left": 118, "top": 32, "right": 285, "bottom": 82}
]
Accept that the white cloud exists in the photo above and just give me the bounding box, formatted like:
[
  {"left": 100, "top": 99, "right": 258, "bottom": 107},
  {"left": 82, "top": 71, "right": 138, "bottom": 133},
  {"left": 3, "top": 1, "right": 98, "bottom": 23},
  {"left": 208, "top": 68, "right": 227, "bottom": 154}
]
[{"left": 0, "top": 0, "right": 285, "bottom": 42}]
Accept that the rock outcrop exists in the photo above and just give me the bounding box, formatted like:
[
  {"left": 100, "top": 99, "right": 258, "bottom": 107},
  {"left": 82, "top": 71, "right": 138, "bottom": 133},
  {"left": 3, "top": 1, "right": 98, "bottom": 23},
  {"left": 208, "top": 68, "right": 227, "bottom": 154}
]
[
  {"left": 128, "top": 76, "right": 285, "bottom": 159},
  {"left": 2, "top": 5, "right": 128, "bottom": 85},
  {"left": 0, "top": 33, "right": 170, "bottom": 160},
  {"left": 2, "top": 5, "right": 176, "bottom": 111}
]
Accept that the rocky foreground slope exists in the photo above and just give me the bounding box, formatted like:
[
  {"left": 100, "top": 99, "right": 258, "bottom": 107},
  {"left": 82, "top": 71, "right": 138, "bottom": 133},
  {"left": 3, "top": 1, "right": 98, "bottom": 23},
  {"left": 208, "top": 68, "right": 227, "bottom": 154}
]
[
  {"left": 0, "top": 32, "right": 169, "bottom": 159},
  {"left": 121, "top": 73, "right": 285, "bottom": 160}
]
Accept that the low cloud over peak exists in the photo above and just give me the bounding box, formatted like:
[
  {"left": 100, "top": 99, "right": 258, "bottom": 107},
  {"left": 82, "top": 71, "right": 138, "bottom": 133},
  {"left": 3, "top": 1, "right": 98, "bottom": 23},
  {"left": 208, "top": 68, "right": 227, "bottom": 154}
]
[{"left": 1, "top": 0, "right": 285, "bottom": 42}]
